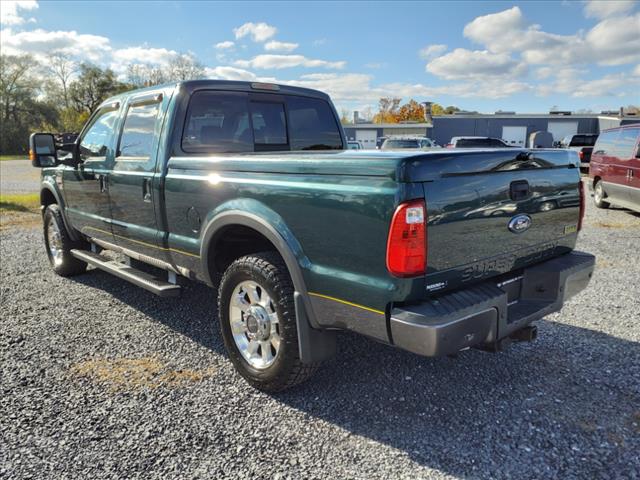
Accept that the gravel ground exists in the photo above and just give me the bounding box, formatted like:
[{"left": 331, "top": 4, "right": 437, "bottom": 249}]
[
  {"left": 1, "top": 195, "right": 639, "bottom": 480},
  {"left": 0, "top": 159, "right": 40, "bottom": 194}
]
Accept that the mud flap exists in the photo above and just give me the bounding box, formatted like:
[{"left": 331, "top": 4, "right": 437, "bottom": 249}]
[{"left": 294, "top": 292, "right": 337, "bottom": 364}]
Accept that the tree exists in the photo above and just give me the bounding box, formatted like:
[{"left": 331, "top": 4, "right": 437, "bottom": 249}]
[
  {"left": 165, "top": 54, "right": 204, "bottom": 82},
  {"left": 0, "top": 54, "right": 57, "bottom": 154},
  {"left": 396, "top": 99, "right": 426, "bottom": 122},
  {"left": 69, "top": 63, "right": 132, "bottom": 114},
  {"left": 48, "top": 53, "right": 77, "bottom": 109},
  {"left": 340, "top": 108, "right": 352, "bottom": 125},
  {"left": 373, "top": 97, "right": 401, "bottom": 123}
]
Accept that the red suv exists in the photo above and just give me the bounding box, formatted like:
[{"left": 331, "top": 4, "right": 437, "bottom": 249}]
[{"left": 589, "top": 124, "right": 640, "bottom": 213}]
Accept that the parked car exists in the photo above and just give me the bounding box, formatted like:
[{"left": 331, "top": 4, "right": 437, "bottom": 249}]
[
  {"left": 29, "top": 80, "right": 594, "bottom": 391},
  {"left": 347, "top": 140, "right": 363, "bottom": 150},
  {"left": 380, "top": 137, "right": 438, "bottom": 150},
  {"left": 446, "top": 136, "right": 511, "bottom": 148},
  {"left": 560, "top": 134, "right": 598, "bottom": 174},
  {"left": 589, "top": 124, "right": 640, "bottom": 213}
]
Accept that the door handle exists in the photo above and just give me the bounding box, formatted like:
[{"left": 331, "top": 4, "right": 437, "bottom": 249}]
[
  {"left": 99, "top": 175, "right": 108, "bottom": 193},
  {"left": 142, "top": 178, "right": 152, "bottom": 203}
]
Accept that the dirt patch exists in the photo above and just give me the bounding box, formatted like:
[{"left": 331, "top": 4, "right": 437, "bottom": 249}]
[
  {"left": 70, "top": 357, "right": 215, "bottom": 391},
  {"left": 0, "top": 210, "right": 41, "bottom": 231}
]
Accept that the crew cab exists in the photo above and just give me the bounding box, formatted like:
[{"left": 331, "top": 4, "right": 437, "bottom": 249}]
[
  {"left": 589, "top": 124, "right": 640, "bottom": 213},
  {"left": 30, "top": 80, "right": 595, "bottom": 391},
  {"left": 559, "top": 134, "right": 598, "bottom": 174}
]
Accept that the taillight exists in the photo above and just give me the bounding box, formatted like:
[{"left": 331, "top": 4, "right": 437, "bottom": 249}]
[
  {"left": 386, "top": 200, "right": 427, "bottom": 277},
  {"left": 578, "top": 180, "right": 585, "bottom": 231},
  {"left": 579, "top": 150, "right": 584, "bottom": 161}
]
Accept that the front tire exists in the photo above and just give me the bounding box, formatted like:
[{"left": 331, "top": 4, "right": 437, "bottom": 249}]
[
  {"left": 218, "top": 251, "right": 317, "bottom": 392},
  {"left": 43, "top": 204, "right": 88, "bottom": 277},
  {"left": 593, "top": 180, "right": 610, "bottom": 209}
]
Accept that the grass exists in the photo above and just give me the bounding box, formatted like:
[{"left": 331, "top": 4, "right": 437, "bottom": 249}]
[
  {"left": 0, "top": 193, "right": 40, "bottom": 212},
  {"left": 0, "top": 155, "right": 28, "bottom": 161},
  {"left": 0, "top": 193, "right": 40, "bottom": 230}
]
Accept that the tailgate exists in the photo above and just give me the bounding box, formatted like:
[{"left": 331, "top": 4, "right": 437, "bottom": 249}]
[{"left": 418, "top": 149, "right": 581, "bottom": 293}]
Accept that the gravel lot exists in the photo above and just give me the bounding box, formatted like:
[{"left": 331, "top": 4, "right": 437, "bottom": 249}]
[{"left": 1, "top": 194, "right": 639, "bottom": 479}]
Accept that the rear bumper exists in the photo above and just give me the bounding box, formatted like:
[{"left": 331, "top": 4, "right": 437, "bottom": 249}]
[{"left": 390, "top": 251, "right": 595, "bottom": 357}]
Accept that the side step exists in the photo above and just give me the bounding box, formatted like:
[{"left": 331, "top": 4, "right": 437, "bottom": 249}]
[{"left": 71, "top": 249, "right": 181, "bottom": 297}]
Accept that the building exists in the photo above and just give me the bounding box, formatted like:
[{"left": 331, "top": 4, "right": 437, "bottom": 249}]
[
  {"left": 342, "top": 111, "right": 639, "bottom": 148},
  {"left": 342, "top": 122, "right": 432, "bottom": 149}
]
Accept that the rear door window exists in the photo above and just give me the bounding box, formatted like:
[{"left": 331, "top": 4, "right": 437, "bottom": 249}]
[
  {"left": 614, "top": 128, "right": 640, "bottom": 159},
  {"left": 118, "top": 101, "right": 160, "bottom": 159},
  {"left": 593, "top": 130, "right": 620, "bottom": 156}
]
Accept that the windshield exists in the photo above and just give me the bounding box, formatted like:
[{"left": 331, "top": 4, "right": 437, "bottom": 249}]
[
  {"left": 382, "top": 139, "right": 420, "bottom": 149},
  {"left": 569, "top": 135, "right": 597, "bottom": 147}
]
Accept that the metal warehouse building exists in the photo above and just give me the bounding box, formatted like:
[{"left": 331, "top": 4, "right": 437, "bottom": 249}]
[{"left": 343, "top": 112, "right": 639, "bottom": 148}]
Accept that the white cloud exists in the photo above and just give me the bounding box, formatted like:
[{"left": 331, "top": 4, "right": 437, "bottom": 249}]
[
  {"left": 204, "top": 66, "right": 257, "bottom": 81},
  {"left": 419, "top": 44, "right": 447, "bottom": 60},
  {"left": 233, "top": 22, "right": 277, "bottom": 42},
  {"left": 0, "top": 28, "right": 111, "bottom": 62},
  {"left": 426, "top": 48, "right": 525, "bottom": 79},
  {"left": 234, "top": 54, "right": 345, "bottom": 70},
  {"left": 264, "top": 40, "right": 298, "bottom": 52},
  {"left": 536, "top": 67, "right": 639, "bottom": 98},
  {"left": 215, "top": 40, "right": 235, "bottom": 50},
  {"left": 461, "top": 6, "right": 640, "bottom": 66},
  {"left": 0, "top": 1, "right": 38, "bottom": 26},
  {"left": 112, "top": 46, "right": 178, "bottom": 66},
  {"left": 583, "top": 0, "right": 635, "bottom": 19},
  {"left": 633, "top": 64, "right": 640, "bottom": 76}
]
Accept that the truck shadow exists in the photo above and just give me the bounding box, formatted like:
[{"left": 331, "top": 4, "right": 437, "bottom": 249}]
[{"left": 72, "top": 271, "right": 640, "bottom": 478}]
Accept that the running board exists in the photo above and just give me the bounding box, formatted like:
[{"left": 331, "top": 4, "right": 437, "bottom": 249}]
[{"left": 71, "top": 249, "right": 181, "bottom": 297}]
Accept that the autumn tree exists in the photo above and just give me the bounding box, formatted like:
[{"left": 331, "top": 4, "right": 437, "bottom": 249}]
[{"left": 373, "top": 97, "right": 401, "bottom": 123}]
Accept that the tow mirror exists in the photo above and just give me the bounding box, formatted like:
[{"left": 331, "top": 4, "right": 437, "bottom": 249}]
[{"left": 29, "top": 133, "right": 57, "bottom": 168}]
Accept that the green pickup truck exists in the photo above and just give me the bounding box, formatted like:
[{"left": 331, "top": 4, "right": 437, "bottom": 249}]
[{"left": 30, "top": 80, "right": 595, "bottom": 391}]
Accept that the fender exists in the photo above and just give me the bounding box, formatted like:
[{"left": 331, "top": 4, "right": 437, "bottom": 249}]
[
  {"left": 199, "top": 208, "right": 336, "bottom": 363},
  {"left": 40, "top": 180, "right": 80, "bottom": 242}
]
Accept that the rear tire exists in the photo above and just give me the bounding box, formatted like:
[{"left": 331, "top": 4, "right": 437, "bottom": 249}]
[
  {"left": 593, "top": 180, "right": 610, "bottom": 209},
  {"left": 218, "top": 251, "right": 318, "bottom": 392},
  {"left": 43, "top": 204, "right": 88, "bottom": 277}
]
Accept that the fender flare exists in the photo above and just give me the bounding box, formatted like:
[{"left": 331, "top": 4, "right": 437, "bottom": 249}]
[
  {"left": 40, "top": 182, "right": 80, "bottom": 242},
  {"left": 199, "top": 210, "right": 336, "bottom": 363}
]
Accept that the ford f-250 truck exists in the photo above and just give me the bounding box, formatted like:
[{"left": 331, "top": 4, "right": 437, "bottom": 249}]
[{"left": 30, "top": 80, "right": 595, "bottom": 391}]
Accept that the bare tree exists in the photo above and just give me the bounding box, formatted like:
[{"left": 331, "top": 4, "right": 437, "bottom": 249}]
[
  {"left": 48, "top": 53, "right": 77, "bottom": 108},
  {"left": 165, "top": 54, "right": 205, "bottom": 81}
]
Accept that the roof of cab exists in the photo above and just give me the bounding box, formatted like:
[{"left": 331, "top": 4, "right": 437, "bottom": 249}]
[{"left": 99, "top": 80, "right": 330, "bottom": 109}]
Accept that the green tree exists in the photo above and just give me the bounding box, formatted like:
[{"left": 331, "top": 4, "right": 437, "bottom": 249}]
[{"left": 69, "top": 63, "right": 132, "bottom": 114}]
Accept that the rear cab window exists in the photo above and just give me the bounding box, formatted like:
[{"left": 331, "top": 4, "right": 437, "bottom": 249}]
[{"left": 180, "top": 91, "right": 343, "bottom": 153}]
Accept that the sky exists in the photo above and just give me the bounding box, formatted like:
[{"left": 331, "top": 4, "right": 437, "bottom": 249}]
[{"left": 1, "top": 0, "right": 639, "bottom": 115}]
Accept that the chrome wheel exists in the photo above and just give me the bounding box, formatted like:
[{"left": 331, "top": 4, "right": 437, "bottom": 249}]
[
  {"left": 594, "top": 182, "right": 604, "bottom": 203},
  {"left": 47, "top": 221, "right": 64, "bottom": 266},
  {"left": 229, "top": 280, "right": 281, "bottom": 369}
]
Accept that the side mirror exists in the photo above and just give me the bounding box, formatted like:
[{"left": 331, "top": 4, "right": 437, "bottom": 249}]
[{"left": 29, "top": 133, "right": 57, "bottom": 168}]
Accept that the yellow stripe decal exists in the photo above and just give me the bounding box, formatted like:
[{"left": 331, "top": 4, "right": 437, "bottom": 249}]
[
  {"left": 308, "top": 292, "right": 385, "bottom": 316},
  {"left": 84, "top": 226, "right": 200, "bottom": 258}
]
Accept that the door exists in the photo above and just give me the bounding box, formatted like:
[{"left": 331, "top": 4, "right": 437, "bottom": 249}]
[
  {"left": 63, "top": 103, "right": 120, "bottom": 242},
  {"left": 108, "top": 90, "right": 168, "bottom": 259},
  {"left": 502, "top": 126, "right": 527, "bottom": 147},
  {"left": 355, "top": 129, "right": 377, "bottom": 149}
]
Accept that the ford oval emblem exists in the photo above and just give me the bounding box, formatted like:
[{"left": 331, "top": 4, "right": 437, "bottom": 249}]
[{"left": 508, "top": 214, "right": 532, "bottom": 233}]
